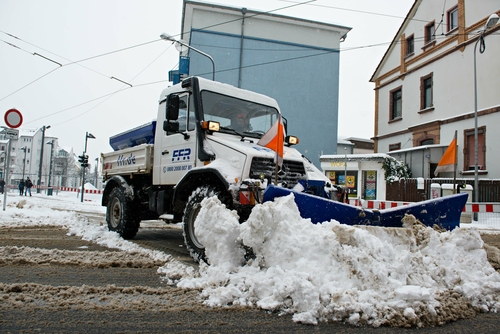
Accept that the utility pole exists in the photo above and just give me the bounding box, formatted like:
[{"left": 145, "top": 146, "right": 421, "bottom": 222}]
[
  {"left": 37, "top": 125, "right": 50, "bottom": 193},
  {"left": 80, "top": 132, "right": 95, "bottom": 202}
]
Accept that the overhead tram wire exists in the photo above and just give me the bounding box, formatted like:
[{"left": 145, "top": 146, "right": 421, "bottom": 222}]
[
  {"left": 0, "top": 38, "right": 63, "bottom": 102},
  {"left": 165, "top": 0, "right": 317, "bottom": 42},
  {"left": 23, "top": 28, "right": 451, "bottom": 126},
  {"left": 6, "top": 0, "right": 317, "bottom": 123},
  {"left": 0, "top": 29, "right": 160, "bottom": 100},
  {"left": 1, "top": 0, "right": 309, "bottom": 102},
  {"left": 51, "top": 45, "right": 174, "bottom": 126},
  {"left": 0, "top": 0, "right": 471, "bottom": 104},
  {"left": 26, "top": 43, "right": 174, "bottom": 126},
  {"left": 278, "top": 0, "right": 434, "bottom": 25},
  {"left": 17, "top": 27, "right": 470, "bottom": 125},
  {"left": 5, "top": 1, "right": 467, "bottom": 125}
]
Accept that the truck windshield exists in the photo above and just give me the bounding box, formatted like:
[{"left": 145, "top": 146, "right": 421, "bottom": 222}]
[{"left": 201, "top": 91, "right": 279, "bottom": 138}]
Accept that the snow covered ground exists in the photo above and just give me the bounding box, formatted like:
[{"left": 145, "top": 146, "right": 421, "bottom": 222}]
[{"left": 1, "top": 189, "right": 500, "bottom": 327}]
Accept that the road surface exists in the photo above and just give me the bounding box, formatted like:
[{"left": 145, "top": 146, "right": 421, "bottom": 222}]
[{"left": 1, "top": 212, "right": 500, "bottom": 333}]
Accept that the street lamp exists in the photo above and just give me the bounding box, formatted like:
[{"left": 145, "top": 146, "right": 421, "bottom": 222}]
[
  {"left": 80, "top": 132, "right": 96, "bottom": 202},
  {"left": 473, "top": 13, "right": 499, "bottom": 213},
  {"left": 160, "top": 33, "right": 216, "bottom": 81},
  {"left": 37, "top": 125, "right": 50, "bottom": 193},
  {"left": 46, "top": 140, "right": 54, "bottom": 192},
  {"left": 20, "top": 146, "right": 27, "bottom": 180}
]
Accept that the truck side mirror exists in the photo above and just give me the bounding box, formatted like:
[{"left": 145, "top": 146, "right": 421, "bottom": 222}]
[
  {"left": 164, "top": 120, "right": 179, "bottom": 132},
  {"left": 166, "top": 94, "right": 179, "bottom": 120}
]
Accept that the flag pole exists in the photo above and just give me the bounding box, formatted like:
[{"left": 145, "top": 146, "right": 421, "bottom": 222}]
[
  {"left": 453, "top": 130, "right": 457, "bottom": 194},
  {"left": 274, "top": 161, "right": 278, "bottom": 185},
  {"left": 274, "top": 128, "right": 281, "bottom": 185}
]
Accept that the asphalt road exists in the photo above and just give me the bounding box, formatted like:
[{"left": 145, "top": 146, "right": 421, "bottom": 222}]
[{"left": 1, "top": 216, "right": 500, "bottom": 333}]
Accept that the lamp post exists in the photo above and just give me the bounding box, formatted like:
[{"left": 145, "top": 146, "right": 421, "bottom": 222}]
[
  {"left": 160, "top": 33, "right": 216, "bottom": 81},
  {"left": 37, "top": 125, "right": 51, "bottom": 193},
  {"left": 94, "top": 157, "right": 98, "bottom": 188},
  {"left": 46, "top": 140, "right": 54, "bottom": 193},
  {"left": 473, "top": 13, "right": 499, "bottom": 217},
  {"left": 80, "top": 132, "right": 96, "bottom": 202},
  {"left": 20, "top": 146, "right": 27, "bottom": 180}
]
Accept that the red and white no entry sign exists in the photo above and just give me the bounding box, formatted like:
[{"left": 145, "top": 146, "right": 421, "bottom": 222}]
[{"left": 4, "top": 108, "right": 23, "bottom": 128}]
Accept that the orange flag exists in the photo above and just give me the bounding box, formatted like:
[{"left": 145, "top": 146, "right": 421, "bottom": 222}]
[
  {"left": 434, "top": 135, "right": 457, "bottom": 176},
  {"left": 257, "top": 114, "right": 284, "bottom": 167}
]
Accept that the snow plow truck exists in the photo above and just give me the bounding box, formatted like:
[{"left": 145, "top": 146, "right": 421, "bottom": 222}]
[{"left": 101, "top": 76, "right": 341, "bottom": 262}]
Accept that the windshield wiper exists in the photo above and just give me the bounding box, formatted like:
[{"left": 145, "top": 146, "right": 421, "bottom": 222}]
[
  {"left": 220, "top": 126, "right": 245, "bottom": 138},
  {"left": 219, "top": 126, "right": 256, "bottom": 142}
]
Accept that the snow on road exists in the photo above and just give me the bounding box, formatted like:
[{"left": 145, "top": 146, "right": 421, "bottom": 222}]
[{"left": 1, "top": 190, "right": 500, "bottom": 327}]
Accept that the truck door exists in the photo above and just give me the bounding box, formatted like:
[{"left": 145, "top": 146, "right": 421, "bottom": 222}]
[{"left": 160, "top": 93, "right": 197, "bottom": 185}]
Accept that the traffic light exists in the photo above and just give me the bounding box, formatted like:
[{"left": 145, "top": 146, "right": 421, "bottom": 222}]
[
  {"left": 82, "top": 155, "right": 89, "bottom": 168},
  {"left": 78, "top": 154, "right": 89, "bottom": 168}
]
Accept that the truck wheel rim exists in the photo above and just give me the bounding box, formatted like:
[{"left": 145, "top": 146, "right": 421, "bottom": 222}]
[
  {"left": 189, "top": 204, "right": 203, "bottom": 249},
  {"left": 110, "top": 198, "right": 121, "bottom": 228}
]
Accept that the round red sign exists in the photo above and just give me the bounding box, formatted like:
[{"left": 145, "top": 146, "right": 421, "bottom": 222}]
[{"left": 4, "top": 108, "right": 23, "bottom": 128}]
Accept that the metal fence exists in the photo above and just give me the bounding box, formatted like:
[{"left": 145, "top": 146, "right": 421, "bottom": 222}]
[
  {"left": 386, "top": 178, "right": 500, "bottom": 202},
  {"left": 386, "top": 178, "right": 500, "bottom": 229}
]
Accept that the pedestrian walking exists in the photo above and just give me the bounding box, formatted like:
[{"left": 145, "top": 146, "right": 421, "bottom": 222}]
[
  {"left": 25, "top": 177, "right": 33, "bottom": 196},
  {"left": 18, "top": 179, "right": 25, "bottom": 196},
  {"left": 0, "top": 179, "right": 5, "bottom": 194}
]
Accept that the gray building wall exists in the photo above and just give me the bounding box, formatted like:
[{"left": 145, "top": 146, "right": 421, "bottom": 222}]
[{"left": 180, "top": 1, "right": 350, "bottom": 167}]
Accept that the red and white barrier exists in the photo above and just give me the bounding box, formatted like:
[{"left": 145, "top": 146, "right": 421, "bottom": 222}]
[
  {"left": 348, "top": 198, "right": 500, "bottom": 213},
  {"left": 462, "top": 203, "right": 500, "bottom": 213},
  {"left": 62, "top": 187, "right": 103, "bottom": 194}
]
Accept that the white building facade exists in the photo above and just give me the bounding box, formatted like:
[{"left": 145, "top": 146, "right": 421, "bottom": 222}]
[
  {"left": 0, "top": 127, "right": 58, "bottom": 187},
  {"left": 370, "top": 0, "right": 500, "bottom": 179}
]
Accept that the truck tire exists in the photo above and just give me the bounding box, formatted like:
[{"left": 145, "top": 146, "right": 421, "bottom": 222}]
[
  {"left": 183, "top": 186, "right": 227, "bottom": 263},
  {"left": 106, "top": 186, "right": 140, "bottom": 239}
]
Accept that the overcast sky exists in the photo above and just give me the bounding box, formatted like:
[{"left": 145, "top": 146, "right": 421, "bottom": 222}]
[{"left": 0, "top": 0, "right": 414, "bottom": 166}]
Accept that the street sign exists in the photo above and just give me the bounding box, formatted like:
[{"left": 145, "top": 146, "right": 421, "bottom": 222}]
[
  {"left": 4, "top": 128, "right": 19, "bottom": 139},
  {"left": 4, "top": 108, "right": 23, "bottom": 128}
]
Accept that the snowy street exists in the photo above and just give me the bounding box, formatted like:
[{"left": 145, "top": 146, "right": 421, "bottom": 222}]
[{"left": 1, "top": 191, "right": 500, "bottom": 332}]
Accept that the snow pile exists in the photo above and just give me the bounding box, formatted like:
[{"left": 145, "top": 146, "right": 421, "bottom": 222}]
[
  {"left": 0, "top": 193, "right": 194, "bottom": 281},
  {"left": 169, "top": 194, "right": 500, "bottom": 327}
]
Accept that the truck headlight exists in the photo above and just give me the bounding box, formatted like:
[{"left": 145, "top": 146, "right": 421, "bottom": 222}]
[{"left": 285, "top": 135, "right": 299, "bottom": 146}]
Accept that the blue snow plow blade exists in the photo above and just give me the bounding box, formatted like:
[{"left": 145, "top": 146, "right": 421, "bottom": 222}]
[{"left": 263, "top": 184, "right": 468, "bottom": 230}]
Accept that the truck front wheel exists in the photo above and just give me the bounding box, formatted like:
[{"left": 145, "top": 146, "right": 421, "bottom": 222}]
[
  {"left": 107, "top": 186, "right": 140, "bottom": 239},
  {"left": 183, "top": 186, "right": 228, "bottom": 263}
]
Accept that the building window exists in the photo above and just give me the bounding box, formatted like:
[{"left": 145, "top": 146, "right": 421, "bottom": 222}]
[
  {"left": 405, "top": 34, "right": 414, "bottom": 56},
  {"left": 420, "top": 139, "right": 434, "bottom": 146},
  {"left": 420, "top": 73, "right": 433, "bottom": 110},
  {"left": 447, "top": 6, "right": 458, "bottom": 32},
  {"left": 424, "top": 21, "right": 435, "bottom": 44},
  {"left": 389, "top": 143, "right": 401, "bottom": 151},
  {"left": 465, "top": 127, "right": 486, "bottom": 170},
  {"left": 390, "top": 87, "right": 402, "bottom": 120}
]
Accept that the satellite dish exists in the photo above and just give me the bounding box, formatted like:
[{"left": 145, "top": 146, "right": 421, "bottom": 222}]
[{"left": 175, "top": 41, "right": 189, "bottom": 53}]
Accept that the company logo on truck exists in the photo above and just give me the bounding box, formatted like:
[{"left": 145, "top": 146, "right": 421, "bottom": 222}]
[
  {"left": 172, "top": 148, "right": 191, "bottom": 163},
  {"left": 117, "top": 153, "right": 136, "bottom": 166}
]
